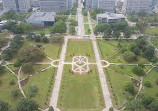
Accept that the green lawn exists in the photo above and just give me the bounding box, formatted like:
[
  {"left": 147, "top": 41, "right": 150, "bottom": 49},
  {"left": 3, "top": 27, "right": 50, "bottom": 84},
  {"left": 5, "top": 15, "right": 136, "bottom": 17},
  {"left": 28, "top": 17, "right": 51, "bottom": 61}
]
[
  {"left": 145, "top": 27, "right": 158, "bottom": 36},
  {"left": 84, "top": 24, "right": 91, "bottom": 35},
  {"left": 0, "top": 69, "right": 21, "bottom": 111},
  {"left": 104, "top": 67, "right": 137, "bottom": 109},
  {"left": 97, "top": 40, "right": 149, "bottom": 64},
  {"left": 23, "top": 67, "right": 57, "bottom": 109},
  {"left": 142, "top": 67, "right": 158, "bottom": 98},
  {"left": 84, "top": 16, "right": 88, "bottom": 23},
  {"left": 20, "top": 64, "right": 50, "bottom": 79},
  {"left": 58, "top": 65, "right": 105, "bottom": 111},
  {"left": 44, "top": 44, "right": 62, "bottom": 60},
  {"left": 65, "top": 39, "right": 95, "bottom": 62},
  {"left": 34, "top": 28, "right": 50, "bottom": 34},
  {"left": 150, "top": 37, "right": 158, "bottom": 49}
]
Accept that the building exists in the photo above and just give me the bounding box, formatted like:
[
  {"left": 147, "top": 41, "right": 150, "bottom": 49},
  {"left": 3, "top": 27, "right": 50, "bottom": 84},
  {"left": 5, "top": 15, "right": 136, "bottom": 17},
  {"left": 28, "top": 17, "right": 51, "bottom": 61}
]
[
  {"left": 97, "top": 13, "right": 125, "bottom": 23},
  {"left": 39, "top": 0, "right": 74, "bottom": 12},
  {"left": 30, "top": 0, "right": 40, "bottom": 8},
  {"left": 122, "top": 0, "right": 152, "bottom": 14},
  {"left": 27, "top": 12, "right": 56, "bottom": 27},
  {"left": 85, "top": 0, "right": 115, "bottom": 12},
  {"left": 150, "top": 0, "right": 158, "bottom": 7},
  {"left": 2, "top": 0, "right": 31, "bottom": 13}
]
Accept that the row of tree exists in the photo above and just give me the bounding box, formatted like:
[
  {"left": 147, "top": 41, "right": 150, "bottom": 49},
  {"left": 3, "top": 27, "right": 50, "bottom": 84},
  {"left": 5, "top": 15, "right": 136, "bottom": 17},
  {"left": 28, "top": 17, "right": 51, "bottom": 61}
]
[
  {"left": 94, "top": 21, "right": 133, "bottom": 38},
  {"left": 0, "top": 98, "right": 54, "bottom": 111}
]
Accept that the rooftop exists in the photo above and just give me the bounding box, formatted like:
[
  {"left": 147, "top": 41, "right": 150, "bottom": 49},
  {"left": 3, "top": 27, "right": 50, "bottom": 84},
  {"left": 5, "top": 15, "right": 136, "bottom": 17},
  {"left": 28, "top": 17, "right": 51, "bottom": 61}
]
[
  {"left": 27, "top": 12, "right": 56, "bottom": 22},
  {"left": 97, "top": 13, "right": 125, "bottom": 19}
]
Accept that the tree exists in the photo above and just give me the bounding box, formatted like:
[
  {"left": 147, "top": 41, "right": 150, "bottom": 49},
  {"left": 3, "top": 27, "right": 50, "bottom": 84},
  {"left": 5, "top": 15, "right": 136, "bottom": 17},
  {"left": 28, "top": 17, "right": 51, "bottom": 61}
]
[
  {"left": 123, "top": 51, "right": 137, "bottom": 62},
  {"left": 50, "top": 20, "right": 66, "bottom": 34},
  {"left": 41, "top": 37, "right": 49, "bottom": 43},
  {"left": 124, "top": 82, "right": 134, "bottom": 94},
  {"left": 132, "top": 67, "right": 145, "bottom": 76},
  {"left": 0, "top": 100, "right": 9, "bottom": 111},
  {"left": 0, "top": 65, "right": 5, "bottom": 75},
  {"left": 28, "top": 85, "right": 38, "bottom": 97},
  {"left": 124, "top": 27, "right": 132, "bottom": 38},
  {"left": 144, "top": 46, "right": 155, "bottom": 60},
  {"left": 22, "top": 63, "right": 33, "bottom": 74},
  {"left": 17, "top": 98, "right": 38, "bottom": 111},
  {"left": 112, "top": 31, "right": 120, "bottom": 38},
  {"left": 69, "top": 25, "right": 76, "bottom": 35},
  {"left": 69, "top": 18, "right": 78, "bottom": 26},
  {"left": 11, "top": 89, "right": 20, "bottom": 98},
  {"left": 142, "top": 95, "right": 154, "bottom": 109},
  {"left": 48, "top": 106, "right": 54, "bottom": 111},
  {"left": 125, "top": 100, "right": 143, "bottom": 111},
  {"left": 148, "top": 99, "right": 158, "bottom": 111},
  {"left": 135, "top": 37, "right": 147, "bottom": 49},
  {"left": 55, "top": 15, "right": 68, "bottom": 22},
  {"left": 50, "top": 36, "right": 64, "bottom": 44},
  {"left": 144, "top": 81, "right": 151, "bottom": 87},
  {"left": 18, "top": 46, "right": 45, "bottom": 63}
]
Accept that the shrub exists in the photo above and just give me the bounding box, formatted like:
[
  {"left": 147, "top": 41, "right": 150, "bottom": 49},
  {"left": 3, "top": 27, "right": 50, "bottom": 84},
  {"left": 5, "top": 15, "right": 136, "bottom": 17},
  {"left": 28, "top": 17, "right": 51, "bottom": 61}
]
[
  {"left": 123, "top": 51, "right": 137, "bottom": 62},
  {"left": 14, "top": 60, "right": 21, "bottom": 67},
  {"left": 109, "top": 107, "right": 114, "bottom": 111},
  {"left": 144, "top": 81, "right": 152, "bottom": 87},
  {"left": 132, "top": 66, "right": 145, "bottom": 76},
  {"left": 0, "top": 65, "right": 5, "bottom": 75},
  {"left": 0, "top": 100, "right": 9, "bottom": 111},
  {"left": 22, "top": 63, "right": 33, "bottom": 74},
  {"left": 138, "top": 63, "right": 145, "bottom": 68},
  {"left": 41, "top": 37, "right": 49, "bottom": 43},
  {"left": 48, "top": 106, "right": 54, "bottom": 111},
  {"left": 17, "top": 98, "right": 38, "bottom": 111},
  {"left": 11, "top": 89, "right": 20, "bottom": 97},
  {"left": 142, "top": 95, "right": 154, "bottom": 108},
  {"left": 124, "top": 82, "right": 134, "bottom": 94},
  {"left": 28, "top": 85, "right": 38, "bottom": 97},
  {"left": 156, "top": 78, "right": 158, "bottom": 85},
  {"left": 0, "top": 79, "right": 2, "bottom": 85},
  {"left": 9, "top": 80, "right": 15, "bottom": 85}
]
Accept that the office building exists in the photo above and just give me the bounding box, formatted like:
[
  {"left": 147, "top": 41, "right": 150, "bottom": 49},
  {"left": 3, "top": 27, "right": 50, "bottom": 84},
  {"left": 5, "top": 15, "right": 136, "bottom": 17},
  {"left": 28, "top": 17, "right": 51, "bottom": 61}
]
[
  {"left": 39, "top": 0, "right": 74, "bottom": 12},
  {"left": 85, "top": 0, "right": 115, "bottom": 12},
  {"left": 2, "top": 0, "right": 31, "bottom": 13},
  {"left": 27, "top": 12, "right": 56, "bottom": 27},
  {"left": 122, "top": 0, "right": 152, "bottom": 14},
  {"left": 97, "top": 13, "right": 125, "bottom": 23}
]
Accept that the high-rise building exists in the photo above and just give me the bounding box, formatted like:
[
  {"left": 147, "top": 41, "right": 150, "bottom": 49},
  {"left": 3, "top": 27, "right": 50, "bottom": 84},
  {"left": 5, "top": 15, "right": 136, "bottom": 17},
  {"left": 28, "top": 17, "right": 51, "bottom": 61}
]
[
  {"left": 2, "top": 0, "right": 31, "bottom": 13},
  {"left": 39, "top": 0, "right": 74, "bottom": 12},
  {"left": 122, "top": 0, "right": 152, "bottom": 14},
  {"left": 150, "top": 0, "right": 158, "bottom": 7},
  {"left": 85, "top": 0, "right": 115, "bottom": 12}
]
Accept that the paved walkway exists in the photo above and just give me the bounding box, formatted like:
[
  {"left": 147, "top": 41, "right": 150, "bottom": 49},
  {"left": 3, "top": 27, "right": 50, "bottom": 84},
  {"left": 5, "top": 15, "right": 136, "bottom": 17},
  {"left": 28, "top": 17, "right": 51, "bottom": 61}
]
[
  {"left": 49, "top": 37, "right": 68, "bottom": 111},
  {"left": 88, "top": 11, "right": 113, "bottom": 111}
]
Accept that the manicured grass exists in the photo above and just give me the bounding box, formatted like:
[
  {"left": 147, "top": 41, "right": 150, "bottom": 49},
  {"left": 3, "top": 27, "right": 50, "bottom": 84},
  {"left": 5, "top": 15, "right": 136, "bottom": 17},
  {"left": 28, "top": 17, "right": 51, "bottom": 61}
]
[
  {"left": 145, "top": 27, "right": 158, "bottom": 36},
  {"left": 97, "top": 40, "right": 149, "bottom": 64},
  {"left": 65, "top": 39, "right": 95, "bottom": 62},
  {"left": 71, "top": 15, "right": 76, "bottom": 20},
  {"left": 44, "top": 44, "right": 62, "bottom": 60},
  {"left": 150, "top": 37, "right": 158, "bottom": 49},
  {"left": 84, "top": 16, "right": 88, "bottom": 23},
  {"left": 109, "top": 65, "right": 151, "bottom": 81},
  {"left": 58, "top": 65, "right": 105, "bottom": 111},
  {"left": 23, "top": 67, "right": 57, "bottom": 109},
  {"left": 142, "top": 67, "right": 158, "bottom": 98},
  {"left": 84, "top": 24, "right": 90, "bottom": 35},
  {"left": 104, "top": 67, "right": 137, "bottom": 109},
  {"left": 34, "top": 28, "right": 50, "bottom": 34},
  {"left": 0, "top": 69, "right": 21, "bottom": 111},
  {"left": 20, "top": 64, "right": 50, "bottom": 79}
]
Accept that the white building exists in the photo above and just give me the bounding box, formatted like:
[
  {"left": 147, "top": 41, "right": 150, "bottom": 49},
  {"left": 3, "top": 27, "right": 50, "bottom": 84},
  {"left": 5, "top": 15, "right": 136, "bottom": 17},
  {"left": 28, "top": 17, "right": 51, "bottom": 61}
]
[
  {"left": 2, "top": 0, "right": 31, "bottom": 13},
  {"left": 122, "top": 0, "right": 152, "bottom": 14},
  {"left": 97, "top": 13, "right": 125, "bottom": 23},
  {"left": 39, "top": 0, "right": 74, "bottom": 12},
  {"left": 85, "top": 0, "right": 115, "bottom": 12},
  {"left": 27, "top": 12, "right": 56, "bottom": 27}
]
